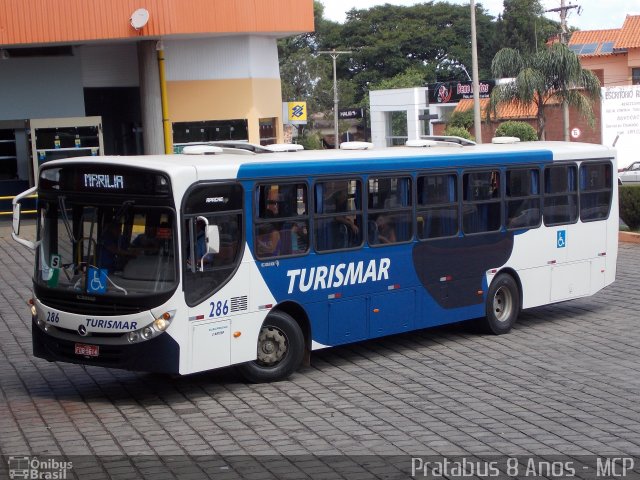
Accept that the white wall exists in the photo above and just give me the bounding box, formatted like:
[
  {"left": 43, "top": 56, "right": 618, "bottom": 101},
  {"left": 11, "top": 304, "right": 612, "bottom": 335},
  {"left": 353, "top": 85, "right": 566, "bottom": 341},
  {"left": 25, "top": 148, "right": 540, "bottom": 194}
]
[
  {"left": 369, "top": 87, "right": 428, "bottom": 147},
  {"left": 164, "top": 36, "right": 280, "bottom": 81}
]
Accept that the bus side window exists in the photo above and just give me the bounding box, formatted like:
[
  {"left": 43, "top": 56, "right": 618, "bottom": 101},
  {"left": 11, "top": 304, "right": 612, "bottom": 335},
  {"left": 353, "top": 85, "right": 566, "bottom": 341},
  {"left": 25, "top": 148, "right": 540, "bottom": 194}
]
[
  {"left": 417, "top": 173, "right": 458, "bottom": 240},
  {"left": 314, "top": 179, "right": 363, "bottom": 252},
  {"left": 462, "top": 170, "right": 501, "bottom": 234},
  {"left": 367, "top": 176, "right": 412, "bottom": 246},
  {"left": 506, "top": 168, "right": 541, "bottom": 229},
  {"left": 579, "top": 162, "right": 612, "bottom": 221},
  {"left": 255, "top": 182, "right": 309, "bottom": 258},
  {"left": 543, "top": 164, "right": 578, "bottom": 226}
]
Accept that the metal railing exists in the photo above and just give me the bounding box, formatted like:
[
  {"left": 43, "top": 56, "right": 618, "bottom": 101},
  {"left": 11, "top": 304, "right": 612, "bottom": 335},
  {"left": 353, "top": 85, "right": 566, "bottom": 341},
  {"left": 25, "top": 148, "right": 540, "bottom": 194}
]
[{"left": 0, "top": 193, "right": 37, "bottom": 216}]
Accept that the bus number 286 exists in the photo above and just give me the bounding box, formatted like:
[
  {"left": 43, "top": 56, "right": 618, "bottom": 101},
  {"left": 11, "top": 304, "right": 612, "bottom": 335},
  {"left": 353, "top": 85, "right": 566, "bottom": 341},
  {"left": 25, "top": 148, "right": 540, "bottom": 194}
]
[{"left": 209, "top": 300, "right": 229, "bottom": 318}]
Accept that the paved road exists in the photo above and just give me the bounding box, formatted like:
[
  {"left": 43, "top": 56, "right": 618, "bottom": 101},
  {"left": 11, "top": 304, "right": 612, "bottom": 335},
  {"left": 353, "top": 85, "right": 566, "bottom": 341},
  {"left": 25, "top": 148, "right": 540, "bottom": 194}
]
[{"left": 1, "top": 222, "right": 639, "bottom": 479}]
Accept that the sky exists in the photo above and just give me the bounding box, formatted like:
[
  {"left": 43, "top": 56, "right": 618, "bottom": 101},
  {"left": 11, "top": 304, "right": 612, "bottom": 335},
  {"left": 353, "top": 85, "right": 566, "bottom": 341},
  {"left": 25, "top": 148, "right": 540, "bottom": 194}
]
[{"left": 319, "top": 0, "right": 639, "bottom": 31}]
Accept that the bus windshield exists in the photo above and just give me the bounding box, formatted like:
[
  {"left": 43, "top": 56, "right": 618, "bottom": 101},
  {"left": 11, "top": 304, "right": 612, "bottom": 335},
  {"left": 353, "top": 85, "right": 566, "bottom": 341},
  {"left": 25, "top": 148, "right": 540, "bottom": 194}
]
[{"left": 36, "top": 199, "right": 178, "bottom": 298}]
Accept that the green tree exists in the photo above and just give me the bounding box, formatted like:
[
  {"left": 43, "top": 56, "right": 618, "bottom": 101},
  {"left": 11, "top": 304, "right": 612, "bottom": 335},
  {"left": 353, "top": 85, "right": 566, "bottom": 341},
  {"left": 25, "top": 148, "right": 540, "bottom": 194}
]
[
  {"left": 337, "top": 2, "right": 499, "bottom": 105},
  {"left": 278, "top": 1, "right": 340, "bottom": 112},
  {"left": 489, "top": 43, "right": 601, "bottom": 140},
  {"left": 496, "top": 0, "right": 560, "bottom": 55}
]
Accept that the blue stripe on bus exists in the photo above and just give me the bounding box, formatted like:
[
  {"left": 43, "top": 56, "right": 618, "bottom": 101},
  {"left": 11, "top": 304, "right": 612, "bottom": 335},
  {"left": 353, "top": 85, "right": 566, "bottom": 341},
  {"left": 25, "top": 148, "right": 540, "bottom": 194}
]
[
  {"left": 237, "top": 150, "right": 553, "bottom": 179},
  {"left": 245, "top": 149, "right": 550, "bottom": 347},
  {"left": 253, "top": 238, "right": 503, "bottom": 347}
]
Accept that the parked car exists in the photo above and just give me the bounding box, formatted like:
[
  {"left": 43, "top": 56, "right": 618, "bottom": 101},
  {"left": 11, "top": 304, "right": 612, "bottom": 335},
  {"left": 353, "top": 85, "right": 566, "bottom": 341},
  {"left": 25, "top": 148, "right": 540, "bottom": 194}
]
[{"left": 618, "top": 161, "right": 640, "bottom": 185}]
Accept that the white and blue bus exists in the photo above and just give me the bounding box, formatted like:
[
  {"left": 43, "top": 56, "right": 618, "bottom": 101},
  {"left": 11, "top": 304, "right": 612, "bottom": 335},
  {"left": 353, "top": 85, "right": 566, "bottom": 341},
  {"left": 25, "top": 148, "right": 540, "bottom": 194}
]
[{"left": 12, "top": 140, "right": 618, "bottom": 382}]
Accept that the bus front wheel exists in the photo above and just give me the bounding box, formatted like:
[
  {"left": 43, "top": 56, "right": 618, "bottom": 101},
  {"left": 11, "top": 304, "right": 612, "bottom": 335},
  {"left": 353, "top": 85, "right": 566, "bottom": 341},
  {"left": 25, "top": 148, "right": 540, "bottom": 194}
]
[
  {"left": 238, "top": 310, "right": 304, "bottom": 383},
  {"left": 482, "top": 273, "right": 520, "bottom": 335}
]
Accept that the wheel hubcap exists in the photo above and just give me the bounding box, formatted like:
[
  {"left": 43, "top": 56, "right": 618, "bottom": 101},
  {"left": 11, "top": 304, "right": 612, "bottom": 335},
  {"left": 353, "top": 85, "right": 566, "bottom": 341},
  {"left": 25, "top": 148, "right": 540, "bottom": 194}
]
[
  {"left": 256, "top": 326, "right": 288, "bottom": 366},
  {"left": 493, "top": 285, "right": 513, "bottom": 322}
]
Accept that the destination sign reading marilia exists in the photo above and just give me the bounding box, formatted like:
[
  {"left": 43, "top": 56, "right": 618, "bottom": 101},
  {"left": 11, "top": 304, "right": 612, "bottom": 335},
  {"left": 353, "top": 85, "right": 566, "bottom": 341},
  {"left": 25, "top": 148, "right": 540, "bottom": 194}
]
[{"left": 84, "top": 173, "right": 124, "bottom": 189}]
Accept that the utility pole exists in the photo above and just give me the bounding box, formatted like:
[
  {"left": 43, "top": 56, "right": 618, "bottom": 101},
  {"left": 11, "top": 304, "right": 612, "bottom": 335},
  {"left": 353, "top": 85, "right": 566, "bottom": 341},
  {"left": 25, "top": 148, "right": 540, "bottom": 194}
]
[
  {"left": 470, "top": 0, "right": 482, "bottom": 143},
  {"left": 319, "top": 49, "right": 352, "bottom": 148},
  {"left": 546, "top": 0, "right": 580, "bottom": 141}
]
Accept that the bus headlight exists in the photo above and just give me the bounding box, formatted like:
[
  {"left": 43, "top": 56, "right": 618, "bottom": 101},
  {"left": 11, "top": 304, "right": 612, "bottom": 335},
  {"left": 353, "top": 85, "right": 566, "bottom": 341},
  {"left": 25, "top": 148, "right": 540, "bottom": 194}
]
[
  {"left": 154, "top": 318, "right": 168, "bottom": 331},
  {"left": 126, "top": 310, "right": 175, "bottom": 343},
  {"left": 28, "top": 298, "right": 37, "bottom": 317}
]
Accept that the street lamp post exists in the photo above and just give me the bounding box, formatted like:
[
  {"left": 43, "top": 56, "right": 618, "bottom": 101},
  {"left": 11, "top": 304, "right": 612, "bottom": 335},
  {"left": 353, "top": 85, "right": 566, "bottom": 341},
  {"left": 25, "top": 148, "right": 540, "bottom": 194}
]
[
  {"left": 319, "top": 49, "right": 352, "bottom": 148},
  {"left": 470, "top": 0, "right": 482, "bottom": 143}
]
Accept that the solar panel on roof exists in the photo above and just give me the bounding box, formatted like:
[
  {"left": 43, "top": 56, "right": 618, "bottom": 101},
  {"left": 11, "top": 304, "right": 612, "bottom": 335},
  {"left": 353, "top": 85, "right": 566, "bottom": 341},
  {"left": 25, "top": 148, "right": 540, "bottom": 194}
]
[
  {"left": 580, "top": 43, "right": 599, "bottom": 54},
  {"left": 599, "top": 41, "right": 615, "bottom": 54},
  {"left": 569, "top": 44, "right": 583, "bottom": 53}
]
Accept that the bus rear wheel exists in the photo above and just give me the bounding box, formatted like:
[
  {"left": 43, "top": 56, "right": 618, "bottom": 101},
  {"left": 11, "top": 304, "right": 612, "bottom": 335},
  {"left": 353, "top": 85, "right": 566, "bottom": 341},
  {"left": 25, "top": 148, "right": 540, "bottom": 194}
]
[
  {"left": 238, "top": 311, "right": 304, "bottom": 383},
  {"left": 481, "top": 273, "right": 520, "bottom": 335}
]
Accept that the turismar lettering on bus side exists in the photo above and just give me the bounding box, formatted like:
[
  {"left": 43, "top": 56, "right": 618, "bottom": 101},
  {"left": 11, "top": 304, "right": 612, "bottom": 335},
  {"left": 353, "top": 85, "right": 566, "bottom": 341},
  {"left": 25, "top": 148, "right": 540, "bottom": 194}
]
[{"left": 286, "top": 259, "right": 391, "bottom": 294}]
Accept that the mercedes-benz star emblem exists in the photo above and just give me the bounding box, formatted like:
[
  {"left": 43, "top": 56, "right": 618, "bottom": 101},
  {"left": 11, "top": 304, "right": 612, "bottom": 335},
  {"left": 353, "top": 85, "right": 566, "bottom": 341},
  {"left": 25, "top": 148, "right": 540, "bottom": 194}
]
[{"left": 78, "top": 324, "right": 88, "bottom": 336}]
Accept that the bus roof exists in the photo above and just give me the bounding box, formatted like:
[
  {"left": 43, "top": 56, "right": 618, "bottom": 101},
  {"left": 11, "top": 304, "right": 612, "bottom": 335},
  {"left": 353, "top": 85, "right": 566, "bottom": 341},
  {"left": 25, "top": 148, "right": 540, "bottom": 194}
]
[{"left": 43, "top": 141, "right": 616, "bottom": 181}]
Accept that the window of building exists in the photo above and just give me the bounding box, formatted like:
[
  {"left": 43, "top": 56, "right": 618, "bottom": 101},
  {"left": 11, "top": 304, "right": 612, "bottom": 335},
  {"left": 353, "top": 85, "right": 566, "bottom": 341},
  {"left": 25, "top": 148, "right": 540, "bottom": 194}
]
[
  {"left": 172, "top": 119, "right": 248, "bottom": 143},
  {"left": 633, "top": 68, "right": 640, "bottom": 85},
  {"left": 259, "top": 117, "right": 277, "bottom": 145}
]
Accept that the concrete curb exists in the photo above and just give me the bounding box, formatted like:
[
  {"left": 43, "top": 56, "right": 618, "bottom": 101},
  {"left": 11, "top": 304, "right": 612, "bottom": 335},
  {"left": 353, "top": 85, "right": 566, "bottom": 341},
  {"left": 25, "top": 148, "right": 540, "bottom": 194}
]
[{"left": 619, "top": 231, "right": 640, "bottom": 243}]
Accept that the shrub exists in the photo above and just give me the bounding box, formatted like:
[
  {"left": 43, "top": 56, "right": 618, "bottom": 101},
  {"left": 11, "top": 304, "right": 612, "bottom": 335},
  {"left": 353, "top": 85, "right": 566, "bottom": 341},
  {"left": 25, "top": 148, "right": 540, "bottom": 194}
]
[
  {"left": 298, "top": 133, "right": 323, "bottom": 150},
  {"left": 619, "top": 185, "right": 640, "bottom": 231},
  {"left": 443, "top": 125, "right": 474, "bottom": 141},
  {"left": 447, "top": 110, "right": 475, "bottom": 130},
  {"left": 495, "top": 121, "right": 538, "bottom": 141}
]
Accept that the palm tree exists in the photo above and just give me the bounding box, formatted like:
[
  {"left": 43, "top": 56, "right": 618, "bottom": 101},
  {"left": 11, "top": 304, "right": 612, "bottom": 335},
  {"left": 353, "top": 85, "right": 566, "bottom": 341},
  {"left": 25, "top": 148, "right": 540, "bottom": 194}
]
[{"left": 489, "top": 43, "right": 601, "bottom": 140}]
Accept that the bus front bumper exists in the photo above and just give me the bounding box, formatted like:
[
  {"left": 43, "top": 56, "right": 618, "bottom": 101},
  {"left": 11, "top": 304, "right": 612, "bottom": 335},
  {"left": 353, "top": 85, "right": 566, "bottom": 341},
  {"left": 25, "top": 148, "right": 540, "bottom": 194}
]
[{"left": 32, "top": 318, "right": 180, "bottom": 374}]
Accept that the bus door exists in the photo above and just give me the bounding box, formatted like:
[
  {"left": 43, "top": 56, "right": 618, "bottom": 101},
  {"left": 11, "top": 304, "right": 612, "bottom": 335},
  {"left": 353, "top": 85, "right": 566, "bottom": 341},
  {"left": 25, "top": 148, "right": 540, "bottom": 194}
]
[{"left": 182, "top": 182, "right": 246, "bottom": 373}]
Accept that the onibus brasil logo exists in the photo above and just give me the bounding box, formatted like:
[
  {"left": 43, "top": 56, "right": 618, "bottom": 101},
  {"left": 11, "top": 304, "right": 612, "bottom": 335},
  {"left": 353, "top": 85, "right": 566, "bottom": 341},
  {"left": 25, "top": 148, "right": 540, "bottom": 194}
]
[{"left": 8, "top": 456, "right": 73, "bottom": 479}]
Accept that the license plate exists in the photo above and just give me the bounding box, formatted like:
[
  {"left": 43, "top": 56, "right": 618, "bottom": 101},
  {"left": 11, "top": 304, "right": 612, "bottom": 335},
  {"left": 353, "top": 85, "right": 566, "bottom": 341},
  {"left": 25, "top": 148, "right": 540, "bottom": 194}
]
[{"left": 74, "top": 343, "right": 99, "bottom": 357}]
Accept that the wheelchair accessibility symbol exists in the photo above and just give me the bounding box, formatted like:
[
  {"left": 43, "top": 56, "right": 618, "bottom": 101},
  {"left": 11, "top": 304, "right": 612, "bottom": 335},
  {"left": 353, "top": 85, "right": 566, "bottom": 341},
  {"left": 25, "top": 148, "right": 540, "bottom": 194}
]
[
  {"left": 557, "top": 230, "right": 566, "bottom": 248},
  {"left": 87, "top": 267, "right": 108, "bottom": 294}
]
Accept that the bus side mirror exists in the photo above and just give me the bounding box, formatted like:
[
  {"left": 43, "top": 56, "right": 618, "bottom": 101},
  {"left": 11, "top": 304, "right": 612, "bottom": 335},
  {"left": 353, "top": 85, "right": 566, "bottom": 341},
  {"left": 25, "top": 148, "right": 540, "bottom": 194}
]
[
  {"left": 11, "top": 186, "right": 37, "bottom": 250},
  {"left": 12, "top": 203, "right": 21, "bottom": 237},
  {"left": 206, "top": 225, "right": 220, "bottom": 254}
]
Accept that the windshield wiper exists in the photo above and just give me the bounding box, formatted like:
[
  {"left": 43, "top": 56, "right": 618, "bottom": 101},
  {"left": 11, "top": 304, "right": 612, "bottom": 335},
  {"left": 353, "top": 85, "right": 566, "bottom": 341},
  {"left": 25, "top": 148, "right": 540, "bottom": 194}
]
[
  {"left": 103, "top": 200, "right": 134, "bottom": 232},
  {"left": 58, "top": 196, "right": 77, "bottom": 243}
]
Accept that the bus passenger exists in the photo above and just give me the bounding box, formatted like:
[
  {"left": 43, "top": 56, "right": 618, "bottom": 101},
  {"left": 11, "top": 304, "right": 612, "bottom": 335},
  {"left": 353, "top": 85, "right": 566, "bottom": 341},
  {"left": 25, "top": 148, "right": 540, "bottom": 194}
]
[
  {"left": 99, "top": 222, "right": 133, "bottom": 271},
  {"left": 333, "top": 190, "right": 359, "bottom": 237},
  {"left": 256, "top": 222, "right": 280, "bottom": 257},
  {"left": 376, "top": 215, "right": 397, "bottom": 244}
]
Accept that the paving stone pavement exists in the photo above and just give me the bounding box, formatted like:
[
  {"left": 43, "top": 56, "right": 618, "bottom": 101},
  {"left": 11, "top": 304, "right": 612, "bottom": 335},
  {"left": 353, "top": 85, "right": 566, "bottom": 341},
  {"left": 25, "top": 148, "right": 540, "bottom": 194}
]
[{"left": 0, "top": 221, "right": 639, "bottom": 479}]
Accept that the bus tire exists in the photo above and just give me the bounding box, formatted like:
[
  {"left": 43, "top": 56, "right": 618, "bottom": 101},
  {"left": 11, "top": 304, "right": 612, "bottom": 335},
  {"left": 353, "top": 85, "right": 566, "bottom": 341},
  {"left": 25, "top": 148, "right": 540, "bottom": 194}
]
[
  {"left": 238, "top": 310, "right": 304, "bottom": 383},
  {"left": 482, "top": 273, "right": 520, "bottom": 335}
]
